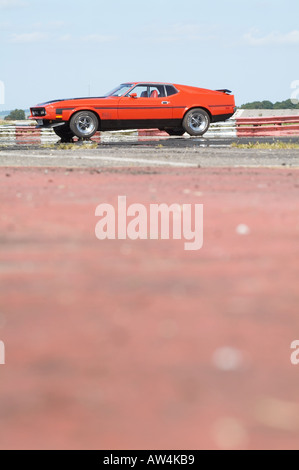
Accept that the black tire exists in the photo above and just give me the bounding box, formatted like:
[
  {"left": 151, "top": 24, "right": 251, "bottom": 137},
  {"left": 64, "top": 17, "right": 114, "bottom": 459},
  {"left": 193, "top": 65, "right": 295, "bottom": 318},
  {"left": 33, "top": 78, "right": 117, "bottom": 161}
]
[
  {"left": 182, "top": 108, "right": 210, "bottom": 136},
  {"left": 53, "top": 124, "right": 75, "bottom": 143},
  {"left": 165, "top": 128, "right": 185, "bottom": 136},
  {"left": 69, "top": 111, "right": 99, "bottom": 139}
]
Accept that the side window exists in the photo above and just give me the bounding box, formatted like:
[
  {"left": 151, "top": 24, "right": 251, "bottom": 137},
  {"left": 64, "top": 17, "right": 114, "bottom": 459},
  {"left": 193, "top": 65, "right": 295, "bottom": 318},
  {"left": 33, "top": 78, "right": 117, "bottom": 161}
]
[
  {"left": 129, "top": 85, "right": 149, "bottom": 98},
  {"left": 166, "top": 85, "right": 178, "bottom": 96},
  {"left": 127, "top": 84, "right": 170, "bottom": 98},
  {"left": 149, "top": 85, "right": 165, "bottom": 98}
]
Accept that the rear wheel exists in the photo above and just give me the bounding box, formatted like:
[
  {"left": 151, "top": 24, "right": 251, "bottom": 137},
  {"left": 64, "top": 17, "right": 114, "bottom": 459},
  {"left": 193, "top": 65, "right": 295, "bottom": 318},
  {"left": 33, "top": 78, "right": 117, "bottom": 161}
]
[
  {"left": 70, "top": 111, "right": 98, "bottom": 139},
  {"left": 182, "top": 108, "right": 210, "bottom": 136},
  {"left": 164, "top": 128, "right": 185, "bottom": 136},
  {"left": 53, "top": 124, "right": 75, "bottom": 143}
]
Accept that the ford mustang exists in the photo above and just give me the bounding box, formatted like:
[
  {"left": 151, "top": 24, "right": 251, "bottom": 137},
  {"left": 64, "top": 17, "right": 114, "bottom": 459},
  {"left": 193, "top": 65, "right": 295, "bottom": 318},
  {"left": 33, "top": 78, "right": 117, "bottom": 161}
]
[{"left": 30, "top": 82, "right": 236, "bottom": 141}]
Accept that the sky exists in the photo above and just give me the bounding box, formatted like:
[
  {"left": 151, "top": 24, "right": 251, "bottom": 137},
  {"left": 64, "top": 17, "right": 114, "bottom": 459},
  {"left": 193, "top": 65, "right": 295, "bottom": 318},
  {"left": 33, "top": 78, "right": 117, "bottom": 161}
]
[{"left": 0, "top": 0, "right": 299, "bottom": 109}]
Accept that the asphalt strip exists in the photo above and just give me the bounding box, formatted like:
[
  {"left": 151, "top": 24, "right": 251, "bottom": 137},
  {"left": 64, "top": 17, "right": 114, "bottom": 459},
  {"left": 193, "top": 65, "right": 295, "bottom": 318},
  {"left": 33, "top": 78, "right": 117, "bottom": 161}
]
[{"left": 0, "top": 152, "right": 198, "bottom": 167}]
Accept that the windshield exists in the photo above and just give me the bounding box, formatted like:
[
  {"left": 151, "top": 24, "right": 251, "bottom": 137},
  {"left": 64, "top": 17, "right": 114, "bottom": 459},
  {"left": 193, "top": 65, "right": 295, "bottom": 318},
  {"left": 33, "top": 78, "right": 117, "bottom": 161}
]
[{"left": 104, "top": 84, "right": 134, "bottom": 97}]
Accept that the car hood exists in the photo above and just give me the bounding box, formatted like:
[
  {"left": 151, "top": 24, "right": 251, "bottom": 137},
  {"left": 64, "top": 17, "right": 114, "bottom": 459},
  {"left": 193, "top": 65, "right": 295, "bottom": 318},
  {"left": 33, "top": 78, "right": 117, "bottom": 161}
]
[{"left": 37, "top": 96, "right": 108, "bottom": 106}]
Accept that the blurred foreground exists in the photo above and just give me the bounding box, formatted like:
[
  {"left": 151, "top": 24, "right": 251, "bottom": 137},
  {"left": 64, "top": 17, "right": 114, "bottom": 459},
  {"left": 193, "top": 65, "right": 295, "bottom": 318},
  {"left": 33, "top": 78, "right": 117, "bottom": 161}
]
[{"left": 0, "top": 166, "right": 298, "bottom": 449}]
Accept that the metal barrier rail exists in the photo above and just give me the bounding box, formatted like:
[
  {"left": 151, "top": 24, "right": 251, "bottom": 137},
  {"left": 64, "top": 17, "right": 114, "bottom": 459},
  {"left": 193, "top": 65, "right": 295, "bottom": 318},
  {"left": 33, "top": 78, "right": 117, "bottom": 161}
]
[
  {"left": 0, "top": 125, "right": 57, "bottom": 143},
  {"left": 0, "top": 121, "right": 236, "bottom": 141},
  {"left": 1, "top": 116, "right": 299, "bottom": 142},
  {"left": 236, "top": 116, "right": 299, "bottom": 137}
]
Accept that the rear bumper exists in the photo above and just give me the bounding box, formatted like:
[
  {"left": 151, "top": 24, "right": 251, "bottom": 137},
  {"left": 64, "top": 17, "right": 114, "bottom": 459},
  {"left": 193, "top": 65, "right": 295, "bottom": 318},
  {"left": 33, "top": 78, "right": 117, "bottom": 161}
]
[{"left": 212, "top": 113, "right": 234, "bottom": 123}]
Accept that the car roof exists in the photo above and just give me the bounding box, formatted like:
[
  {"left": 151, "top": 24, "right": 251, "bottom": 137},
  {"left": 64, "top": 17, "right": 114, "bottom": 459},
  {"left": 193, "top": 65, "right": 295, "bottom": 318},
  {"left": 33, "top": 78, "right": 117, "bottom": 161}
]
[{"left": 123, "top": 82, "right": 176, "bottom": 86}]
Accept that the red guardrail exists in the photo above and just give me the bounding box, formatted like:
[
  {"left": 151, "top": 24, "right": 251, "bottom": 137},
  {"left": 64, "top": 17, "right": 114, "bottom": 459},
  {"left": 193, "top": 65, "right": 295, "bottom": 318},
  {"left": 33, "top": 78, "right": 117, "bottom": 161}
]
[
  {"left": 15, "top": 126, "right": 41, "bottom": 142},
  {"left": 236, "top": 116, "right": 299, "bottom": 137},
  {"left": 2, "top": 118, "right": 299, "bottom": 142}
]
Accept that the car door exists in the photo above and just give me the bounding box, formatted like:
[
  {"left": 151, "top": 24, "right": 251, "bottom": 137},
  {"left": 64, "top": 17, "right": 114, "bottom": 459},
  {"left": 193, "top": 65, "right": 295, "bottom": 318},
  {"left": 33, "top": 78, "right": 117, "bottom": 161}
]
[{"left": 117, "top": 84, "right": 173, "bottom": 129}]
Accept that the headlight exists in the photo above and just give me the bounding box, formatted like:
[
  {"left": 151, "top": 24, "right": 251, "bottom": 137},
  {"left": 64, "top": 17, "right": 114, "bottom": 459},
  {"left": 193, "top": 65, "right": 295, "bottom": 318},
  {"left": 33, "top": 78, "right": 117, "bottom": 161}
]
[{"left": 31, "top": 107, "right": 46, "bottom": 117}]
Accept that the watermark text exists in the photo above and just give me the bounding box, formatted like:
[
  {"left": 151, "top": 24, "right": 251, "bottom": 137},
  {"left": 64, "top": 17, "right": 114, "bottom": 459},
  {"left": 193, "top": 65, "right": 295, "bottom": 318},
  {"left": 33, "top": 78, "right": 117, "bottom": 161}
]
[
  {"left": 0, "top": 340, "right": 5, "bottom": 365},
  {"left": 95, "top": 196, "right": 203, "bottom": 251},
  {"left": 290, "top": 340, "right": 299, "bottom": 365},
  {"left": 290, "top": 80, "right": 299, "bottom": 105}
]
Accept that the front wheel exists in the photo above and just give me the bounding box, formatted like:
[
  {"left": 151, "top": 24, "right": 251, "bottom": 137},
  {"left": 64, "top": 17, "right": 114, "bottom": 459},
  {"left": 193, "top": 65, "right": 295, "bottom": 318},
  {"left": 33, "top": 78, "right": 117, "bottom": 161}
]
[
  {"left": 69, "top": 111, "right": 99, "bottom": 139},
  {"left": 182, "top": 108, "right": 210, "bottom": 136}
]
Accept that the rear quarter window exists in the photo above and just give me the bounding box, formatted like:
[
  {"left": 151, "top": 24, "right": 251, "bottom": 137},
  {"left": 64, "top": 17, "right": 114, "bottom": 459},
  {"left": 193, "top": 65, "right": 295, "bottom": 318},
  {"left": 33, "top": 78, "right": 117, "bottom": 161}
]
[{"left": 166, "top": 85, "right": 178, "bottom": 96}]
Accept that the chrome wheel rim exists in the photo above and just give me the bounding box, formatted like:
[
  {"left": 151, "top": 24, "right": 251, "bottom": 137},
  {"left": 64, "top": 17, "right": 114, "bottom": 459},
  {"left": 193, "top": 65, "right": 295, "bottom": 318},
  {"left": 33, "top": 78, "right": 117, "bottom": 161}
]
[
  {"left": 188, "top": 112, "right": 208, "bottom": 133},
  {"left": 76, "top": 115, "right": 95, "bottom": 135}
]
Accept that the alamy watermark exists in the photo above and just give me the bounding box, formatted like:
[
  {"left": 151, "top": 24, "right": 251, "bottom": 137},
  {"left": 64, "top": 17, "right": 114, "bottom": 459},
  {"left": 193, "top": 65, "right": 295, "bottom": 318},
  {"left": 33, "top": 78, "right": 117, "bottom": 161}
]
[
  {"left": 95, "top": 196, "right": 203, "bottom": 251},
  {"left": 0, "top": 80, "right": 5, "bottom": 105},
  {"left": 0, "top": 340, "right": 5, "bottom": 365},
  {"left": 290, "top": 80, "right": 299, "bottom": 105},
  {"left": 290, "top": 340, "right": 299, "bottom": 365}
]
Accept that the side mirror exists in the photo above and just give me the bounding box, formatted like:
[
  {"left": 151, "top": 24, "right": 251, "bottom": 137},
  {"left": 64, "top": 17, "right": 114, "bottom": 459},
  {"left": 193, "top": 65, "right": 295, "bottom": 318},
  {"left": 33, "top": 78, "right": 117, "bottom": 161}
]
[{"left": 129, "top": 93, "right": 137, "bottom": 99}]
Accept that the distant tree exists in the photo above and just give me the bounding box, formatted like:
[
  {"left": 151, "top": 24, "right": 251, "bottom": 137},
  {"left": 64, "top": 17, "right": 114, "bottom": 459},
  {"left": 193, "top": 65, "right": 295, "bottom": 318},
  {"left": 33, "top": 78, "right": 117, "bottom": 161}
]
[
  {"left": 241, "top": 99, "right": 299, "bottom": 110},
  {"left": 261, "top": 100, "right": 274, "bottom": 109},
  {"left": 273, "top": 99, "right": 299, "bottom": 109},
  {"left": 4, "top": 109, "right": 26, "bottom": 120},
  {"left": 241, "top": 101, "right": 273, "bottom": 109}
]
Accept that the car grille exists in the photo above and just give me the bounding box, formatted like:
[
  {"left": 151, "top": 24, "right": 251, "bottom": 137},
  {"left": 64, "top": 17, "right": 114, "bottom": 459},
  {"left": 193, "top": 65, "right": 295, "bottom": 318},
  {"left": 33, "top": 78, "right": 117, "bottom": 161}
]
[{"left": 31, "top": 107, "right": 46, "bottom": 117}]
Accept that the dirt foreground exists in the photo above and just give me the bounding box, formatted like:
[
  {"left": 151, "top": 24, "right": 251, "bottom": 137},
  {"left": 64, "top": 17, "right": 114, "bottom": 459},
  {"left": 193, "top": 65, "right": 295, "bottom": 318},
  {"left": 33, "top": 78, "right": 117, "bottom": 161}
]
[{"left": 0, "top": 165, "right": 299, "bottom": 449}]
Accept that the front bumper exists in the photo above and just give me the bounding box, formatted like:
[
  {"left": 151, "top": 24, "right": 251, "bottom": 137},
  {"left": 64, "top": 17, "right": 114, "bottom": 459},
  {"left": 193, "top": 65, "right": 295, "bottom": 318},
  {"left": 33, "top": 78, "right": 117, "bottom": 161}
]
[
  {"left": 30, "top": 118, "right": 66, "bottom": 129},
  {"left": 30, "top": 106, "right": 65, "bottom": 128}
]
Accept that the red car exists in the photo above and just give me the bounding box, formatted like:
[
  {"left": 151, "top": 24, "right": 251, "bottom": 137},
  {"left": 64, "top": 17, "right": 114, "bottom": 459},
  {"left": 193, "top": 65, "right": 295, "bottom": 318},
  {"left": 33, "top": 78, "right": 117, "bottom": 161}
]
[{"left": 30, "top": 82, "right": 236, "bottom": 141}]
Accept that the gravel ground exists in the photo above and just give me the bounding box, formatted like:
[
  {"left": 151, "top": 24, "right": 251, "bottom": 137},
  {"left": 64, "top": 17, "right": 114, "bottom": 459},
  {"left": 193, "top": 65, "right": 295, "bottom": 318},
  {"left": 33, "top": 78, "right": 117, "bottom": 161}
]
[{"left": 0, "top": 145, "right": 299, "bottom": 168}]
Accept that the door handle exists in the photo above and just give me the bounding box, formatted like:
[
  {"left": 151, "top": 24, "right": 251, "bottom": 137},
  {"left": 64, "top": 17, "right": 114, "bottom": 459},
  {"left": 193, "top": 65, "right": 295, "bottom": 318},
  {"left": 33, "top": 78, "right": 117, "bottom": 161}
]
[{"left": 162, "top": 101, "right": 170, "bottom": 104}]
